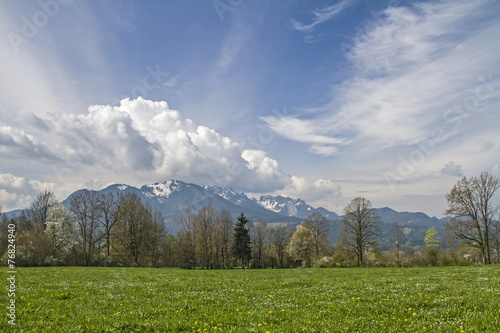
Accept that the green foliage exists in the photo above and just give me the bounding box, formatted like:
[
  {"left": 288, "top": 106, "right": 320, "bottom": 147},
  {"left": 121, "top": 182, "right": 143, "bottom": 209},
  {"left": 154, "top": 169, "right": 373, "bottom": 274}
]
[
  {"left": 287, "top": 224, "right": 314, "bottom": 266},
  {"left": 425, "top": 226, "right": 441, "bottom": 248},
  {"left": 425, "top": 248, "right": 440, "bottom": 267},
  {"left": 14, "top": 228, "right": 53, "bottom": 266},
  {"left": 2, "top": 266, "right": 499, "bottom": 332}
]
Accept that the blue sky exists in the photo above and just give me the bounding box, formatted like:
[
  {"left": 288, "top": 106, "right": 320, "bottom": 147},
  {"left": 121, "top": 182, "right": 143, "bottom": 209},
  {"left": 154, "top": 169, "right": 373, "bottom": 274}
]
[{"left": 1, "top": 0, "right": 499, "bottom": 217}]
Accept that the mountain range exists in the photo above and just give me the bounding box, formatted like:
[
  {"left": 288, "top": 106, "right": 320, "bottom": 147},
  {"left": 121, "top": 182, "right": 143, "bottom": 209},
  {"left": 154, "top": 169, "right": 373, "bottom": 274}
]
[{"left": 6, "top": 179, "right": 447, "bottom": 247}]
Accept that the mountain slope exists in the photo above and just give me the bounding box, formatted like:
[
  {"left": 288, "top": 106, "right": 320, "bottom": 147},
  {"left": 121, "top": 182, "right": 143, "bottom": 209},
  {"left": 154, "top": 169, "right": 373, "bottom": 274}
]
[
  {"left": 63, "top": 180, "right": 301, "bottom": 234},
  {"left": 35, "top": 179, "right": 446, "bottom": 242},
  {"left": 258, "top": 195, "right": 339, "bottom": 220},
  {"left": 374, "top": 207, "right": 443, "bottom": 228}
]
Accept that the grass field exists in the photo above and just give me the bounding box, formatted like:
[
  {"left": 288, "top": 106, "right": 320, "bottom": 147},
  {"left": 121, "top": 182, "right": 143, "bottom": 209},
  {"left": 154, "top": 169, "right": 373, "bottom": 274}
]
[{"left": 2, "top": 266, "right": 499, "bottom": 332}]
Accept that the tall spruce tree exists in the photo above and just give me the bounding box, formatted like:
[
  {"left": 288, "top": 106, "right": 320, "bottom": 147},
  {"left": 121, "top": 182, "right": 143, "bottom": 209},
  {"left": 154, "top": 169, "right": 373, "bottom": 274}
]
[{"left": 232, "top": 213, "right": 252, "bottom": 268}]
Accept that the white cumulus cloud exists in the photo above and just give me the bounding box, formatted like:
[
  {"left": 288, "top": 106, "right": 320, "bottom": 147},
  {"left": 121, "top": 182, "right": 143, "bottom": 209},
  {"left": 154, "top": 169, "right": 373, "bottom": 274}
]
[{"left": 0, "top": 97, "right": 341, "bottom": 210}]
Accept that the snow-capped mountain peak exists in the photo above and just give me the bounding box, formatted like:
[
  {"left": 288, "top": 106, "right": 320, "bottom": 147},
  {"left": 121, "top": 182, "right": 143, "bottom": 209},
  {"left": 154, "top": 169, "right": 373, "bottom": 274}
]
[
  {"left": 141, "top": 180, "right": 185, "bottom": 202},
  {"left": 258, "top": 195, "right": 338, "bottom": 219},
  {"left": 258, "top": 195, "right": 301, "bottom": 215},
  {"left": 204, "top": 185, "right": 254, "bottom": 205}
]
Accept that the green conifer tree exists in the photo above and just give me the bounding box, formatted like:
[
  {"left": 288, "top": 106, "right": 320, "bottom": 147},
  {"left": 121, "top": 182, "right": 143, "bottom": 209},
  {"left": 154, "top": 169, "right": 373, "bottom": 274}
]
[{"left": 232, "top": 213, "right": 252, "bottom": 268}]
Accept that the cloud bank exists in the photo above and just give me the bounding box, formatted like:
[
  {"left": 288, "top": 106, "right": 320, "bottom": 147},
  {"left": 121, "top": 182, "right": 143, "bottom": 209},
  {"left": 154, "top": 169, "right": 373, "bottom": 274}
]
[{"left": 0, "top": 98, "right": 341, "bottom": 211}]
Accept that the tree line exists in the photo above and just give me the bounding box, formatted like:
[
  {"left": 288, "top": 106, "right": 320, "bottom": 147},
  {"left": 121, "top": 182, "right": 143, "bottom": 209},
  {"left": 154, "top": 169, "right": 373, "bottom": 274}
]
[{"left": 1, "top": 172, "right": 499, "bottom": 268}]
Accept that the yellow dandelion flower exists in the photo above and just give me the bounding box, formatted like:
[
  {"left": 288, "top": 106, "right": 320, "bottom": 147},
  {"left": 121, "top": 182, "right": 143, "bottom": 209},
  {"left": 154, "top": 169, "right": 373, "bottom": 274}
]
[
  {"left": 258, "top": 324, "right": 262, "bottom": 327},
  {"left": 408, "top": 308, "right": 412, "bottom": 311},
  {"left": 269, "top": 311, "right": 272, "bottom": 314},
  {"left": 405, "top": 319, "right": 408, "bottom": 322}
]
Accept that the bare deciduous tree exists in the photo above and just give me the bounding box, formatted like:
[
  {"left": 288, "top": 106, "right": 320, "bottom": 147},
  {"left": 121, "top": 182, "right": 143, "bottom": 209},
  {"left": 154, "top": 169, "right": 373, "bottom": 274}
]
[
  {"left": 270, "top": 224, "right": 291, "bottom": 268},
  {"left": 70, "top": 190, "right": 102, "bottom": 266},
  {"left": 492, "top": 218, "right": 500, "bottom": 264},
  {"left": 214, "top": 210, "right": 233, "bottom": 269},
  {"left": 338, "top": 197, "right": 382, "bottom": 267},
  {"left": 251, "top": 220, "right": 268, "bottom": 268},
  {"left": 445, "top": 172, "right": 499, "bottom": 264},
  {"left": 388, "top": 222, "right": 406, "bottom": 266},
  {"left": 302, "top": 212, "right": 331, "bottom": 258},
  {"left": 195, "top": 206, "right": 216, "bottom": 269},
  {"left": 176, "top": 208, "right": 197, "bottom": 269},
  {"left": 114, "top": 193, "right": 158, "bottom": 265},
  {"left": 146, "top": 210, "right": 166, "bottom": 267},
  {"left": 23, "top": 190, "right": 57, "bottom": 230},
  {"left": 96, "top": 192, "right": 121, "bottom": 257}
]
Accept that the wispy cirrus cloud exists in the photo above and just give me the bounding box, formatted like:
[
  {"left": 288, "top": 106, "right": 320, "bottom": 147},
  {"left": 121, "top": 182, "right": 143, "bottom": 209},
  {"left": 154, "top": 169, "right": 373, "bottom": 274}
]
[
  {"left": 260, "top": 115, "right": 349, "bottom": 156},
  {"left": 290, "top": 0, "right": 354, "bottom": 33},
  {"left": 262, "top": 0, "right": 500, "bottom": 215},
  {"left": 216, "top": 11, "right": 254, "bottom": 73},
  {"left": 269, "top": 0, "right": 500, "bottom": 157}
]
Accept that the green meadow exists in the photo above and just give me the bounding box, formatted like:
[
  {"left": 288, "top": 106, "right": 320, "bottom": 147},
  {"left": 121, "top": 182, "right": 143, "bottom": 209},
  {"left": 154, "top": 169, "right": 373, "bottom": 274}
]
[{"left": 2, "top": 266, "right": 499, "bottom": 332}]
